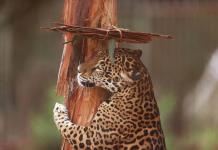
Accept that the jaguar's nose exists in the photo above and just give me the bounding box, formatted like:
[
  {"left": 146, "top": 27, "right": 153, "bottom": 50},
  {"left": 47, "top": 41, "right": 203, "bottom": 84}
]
[
  {"left": 78, "top": 64, "right": 85, "bottom": 73},
  {"left": 78, "top": 65, "right": 81, "bottom": 73}
]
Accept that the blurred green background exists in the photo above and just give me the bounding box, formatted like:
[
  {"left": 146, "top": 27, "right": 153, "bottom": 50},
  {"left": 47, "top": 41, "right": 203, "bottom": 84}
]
[{"left": 1, "top": 0, "right": 218, "bottom": 150}]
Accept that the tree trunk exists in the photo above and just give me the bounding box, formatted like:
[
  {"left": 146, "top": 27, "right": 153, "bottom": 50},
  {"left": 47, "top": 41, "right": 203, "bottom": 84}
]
[{"left": 58, "top": 0, "right": 117, "bottom": 149}]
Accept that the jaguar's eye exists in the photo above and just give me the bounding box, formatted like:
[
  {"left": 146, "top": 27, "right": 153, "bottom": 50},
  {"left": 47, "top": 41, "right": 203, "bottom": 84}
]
[
  {"left": 91, "top": 66, "right": 101, "bottom": 72},
  {"left": 91, "top": 66, "right": 102, "bottom": 72}
]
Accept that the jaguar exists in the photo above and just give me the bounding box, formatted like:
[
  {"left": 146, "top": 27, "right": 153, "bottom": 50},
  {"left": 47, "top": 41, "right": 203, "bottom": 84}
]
[{"left": 53, "top": 48, "right": 166, "bottom": 150}]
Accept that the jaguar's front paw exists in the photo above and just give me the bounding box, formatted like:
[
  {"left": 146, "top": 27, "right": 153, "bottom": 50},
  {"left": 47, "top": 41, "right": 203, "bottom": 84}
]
[
  {"left": 53, "top": 103, "right": 70, "bottom": 132},
  {"left": 53, "top": 103, "right": 68, "bottom": 114}
]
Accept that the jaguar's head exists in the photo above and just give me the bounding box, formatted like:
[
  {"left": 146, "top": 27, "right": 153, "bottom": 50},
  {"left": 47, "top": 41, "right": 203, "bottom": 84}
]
[{"left": 77, "top": 48, "right": 143, "bottom": 93}]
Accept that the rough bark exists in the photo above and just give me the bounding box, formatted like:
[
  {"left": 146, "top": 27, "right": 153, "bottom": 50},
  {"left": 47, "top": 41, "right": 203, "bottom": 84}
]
[{"left": 57, "top": 0, "right": 117, "bottom": 149}]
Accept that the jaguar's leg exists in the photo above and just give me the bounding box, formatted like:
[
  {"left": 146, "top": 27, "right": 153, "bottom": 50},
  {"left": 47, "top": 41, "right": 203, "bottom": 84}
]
[
  {"left": 53, "top": 103, "right": 90, "bottom": 148},
  {"left": 53, "top": 102, "right": 123, "bottom": 149}
]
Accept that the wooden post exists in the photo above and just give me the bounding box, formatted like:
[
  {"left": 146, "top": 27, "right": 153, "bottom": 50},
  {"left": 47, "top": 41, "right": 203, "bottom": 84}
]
[{"left": 57, "top": 0, "right": 117, "bottom": 149}]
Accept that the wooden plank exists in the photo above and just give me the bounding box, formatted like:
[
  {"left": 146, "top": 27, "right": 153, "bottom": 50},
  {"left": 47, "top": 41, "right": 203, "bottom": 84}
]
[{"left": 44, "top": 24, "right": 173, "bottom": 43}]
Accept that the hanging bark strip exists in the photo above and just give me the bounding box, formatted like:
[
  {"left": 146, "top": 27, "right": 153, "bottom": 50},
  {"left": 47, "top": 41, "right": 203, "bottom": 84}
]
[
  {"left": 57, "top": 0, "right": 117, "bottom": 150},
  {"left": 44, "top": 24, "right": 173, "bottom": 44}
]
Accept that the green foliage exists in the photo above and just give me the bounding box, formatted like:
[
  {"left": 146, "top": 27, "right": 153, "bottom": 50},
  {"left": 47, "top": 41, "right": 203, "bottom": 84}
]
[
  {"left": 158, "top": 94, "right": 176, "bottom": 127},
  {"left": 158, "top": 93, "right": 176, "bottom": 150},
  {"left": 185, "top": 127, "right": 218, "bottom": 150},
  {"left": 30, "top": 87, "right": 63, "bottom": 150},
  {"left": 158, "top": 93, "right": 218, "bottom": 150}
]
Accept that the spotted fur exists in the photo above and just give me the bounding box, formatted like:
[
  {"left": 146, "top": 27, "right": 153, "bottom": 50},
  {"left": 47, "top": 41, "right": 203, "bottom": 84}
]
[{"left": 54, "top": 48, "right": 166, "bottom": 150}]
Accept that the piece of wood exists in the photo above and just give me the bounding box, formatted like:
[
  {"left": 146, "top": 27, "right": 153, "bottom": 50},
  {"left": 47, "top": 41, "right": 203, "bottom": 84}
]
[
  {"left": 44, "top": 23, "right": 173, "bottom": 44},
  {"left": 58, "top": 0, "right": 117, "bottom": 150}
]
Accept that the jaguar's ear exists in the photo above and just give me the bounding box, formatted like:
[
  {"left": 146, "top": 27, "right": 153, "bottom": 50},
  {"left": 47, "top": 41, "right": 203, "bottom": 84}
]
[
  {"left": 134, "top": 49, "right": 142, "bottom": 58},
  {"left": 123, "top": 49, "right": 142, "bottom": 58},
  {"left": 120, "top": 71, "right": 141, "bottom": 83}
]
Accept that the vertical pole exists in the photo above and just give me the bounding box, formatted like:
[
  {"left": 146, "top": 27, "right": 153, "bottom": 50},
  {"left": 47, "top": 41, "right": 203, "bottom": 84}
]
[{"left": 57, "top": 0, "right": 117, "bottom": 149}]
